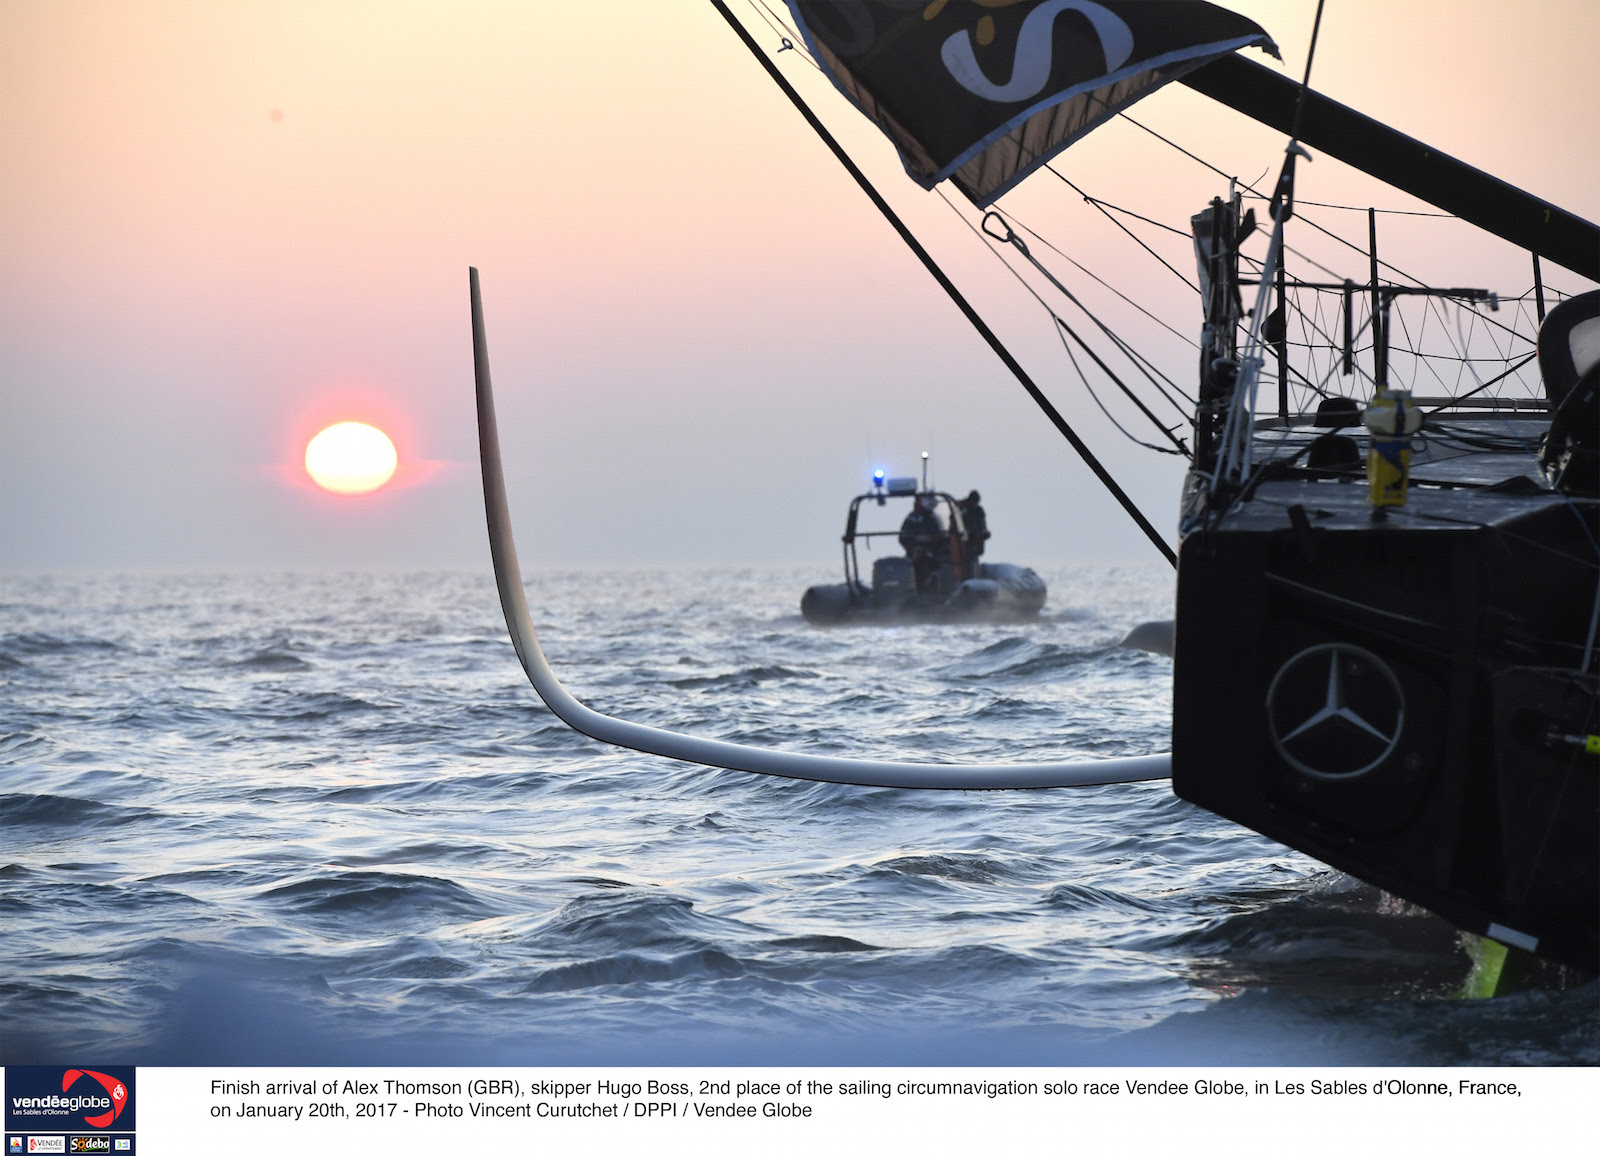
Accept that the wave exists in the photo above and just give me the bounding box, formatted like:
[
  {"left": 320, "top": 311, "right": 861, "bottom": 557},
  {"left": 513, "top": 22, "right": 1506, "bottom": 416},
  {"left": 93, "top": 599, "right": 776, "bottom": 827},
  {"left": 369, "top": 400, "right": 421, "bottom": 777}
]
[
  {"left": 233, "top": 650, "right": 312, "bottom": 671},
  {"left": 935, "top": 637, "right": 1102, "bottom": 681},
  {"left": 1156, "top": 879, "right": 1477, "bottom": 1000},
  {"left": 869, "top": 852, "right": 1007, "bottom": 885},
  {"left": 1, "top": 631, "right": 122, "bottom": 658},
  {"left": 0, "top": 793, "right": 152, "bottom": 831},
  {"left": 524, "top": 948, "right": 746, "bottom": 993},
  {"left": 3, "top": 567, "right": 1589, "bottom": 1066},
  {"left": 767, "top": 934, "right": 880, "bottom": 954},
  {"left": 1043, "top": 882, "right": 1174, "bottom": 915},
  {"left": 666, "top": 665, "right": 821, "bottom": 690},
  {"left": 260, "top": 871, "right": 492, "bottom": 922}
]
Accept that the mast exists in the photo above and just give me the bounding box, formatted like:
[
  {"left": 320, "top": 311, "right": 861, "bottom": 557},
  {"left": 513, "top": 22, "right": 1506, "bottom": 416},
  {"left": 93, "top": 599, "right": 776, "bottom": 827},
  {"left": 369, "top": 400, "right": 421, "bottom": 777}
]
[{"left": 1179, "top": 55, "right": 1599, "bottom": 282}]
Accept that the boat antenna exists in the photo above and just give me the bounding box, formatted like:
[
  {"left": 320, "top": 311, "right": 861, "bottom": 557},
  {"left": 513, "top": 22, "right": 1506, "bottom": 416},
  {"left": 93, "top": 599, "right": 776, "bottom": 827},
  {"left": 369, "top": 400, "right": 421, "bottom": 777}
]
[
  {"left": 709, "top": 0, "right": 1176, "bottom": 568},
  {"left": 920, "top": 450, "right": 929, "bottom": 491},
  {"left": 1270, "top": 0, "right": 1326, "bottom": 224}
]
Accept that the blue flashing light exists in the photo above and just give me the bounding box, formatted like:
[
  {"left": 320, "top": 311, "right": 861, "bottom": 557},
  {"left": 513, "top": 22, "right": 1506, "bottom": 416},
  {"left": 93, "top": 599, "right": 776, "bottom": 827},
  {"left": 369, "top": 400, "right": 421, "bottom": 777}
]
[{"left": 872, "top": 469, "right": 886, "bottom": 487}]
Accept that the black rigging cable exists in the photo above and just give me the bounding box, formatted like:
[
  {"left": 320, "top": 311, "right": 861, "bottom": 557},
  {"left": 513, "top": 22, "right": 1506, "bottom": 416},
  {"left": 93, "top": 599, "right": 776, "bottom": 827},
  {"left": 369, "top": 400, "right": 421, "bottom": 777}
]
[
  {"left": 977, "top": 209, "right": 1193, "bottom": 448},
  {"left": 1009, "top": 216, "right": 1200, "bottom": 351},
  {"left": 977, "top": 208, "right": 1194, "bottom": 410},
  {"left": 1045, "top": 167, "right": 1200, "bottom": 293},
  {"left": 711, "top": 0, "right": 1177, "bottom": 566},
  {"left": 930, "top": 189, "right": 1193, "bottom": 454},
  {"left": 1055, "top": 323, "right": 1190, "bottom": 455}
]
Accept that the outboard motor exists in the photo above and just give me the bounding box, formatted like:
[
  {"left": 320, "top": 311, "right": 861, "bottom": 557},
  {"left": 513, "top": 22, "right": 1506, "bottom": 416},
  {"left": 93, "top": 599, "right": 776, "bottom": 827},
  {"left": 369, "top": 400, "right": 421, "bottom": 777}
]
[{"left": 872, "top": 555, "right": 915, "bottom": 595}]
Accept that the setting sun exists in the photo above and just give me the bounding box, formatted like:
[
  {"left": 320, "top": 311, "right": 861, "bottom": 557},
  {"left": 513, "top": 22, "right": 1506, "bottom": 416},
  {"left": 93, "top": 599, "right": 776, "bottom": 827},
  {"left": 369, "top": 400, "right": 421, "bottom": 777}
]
[{"left": 304, "top": 422, "right": 398, "bottom": 494}]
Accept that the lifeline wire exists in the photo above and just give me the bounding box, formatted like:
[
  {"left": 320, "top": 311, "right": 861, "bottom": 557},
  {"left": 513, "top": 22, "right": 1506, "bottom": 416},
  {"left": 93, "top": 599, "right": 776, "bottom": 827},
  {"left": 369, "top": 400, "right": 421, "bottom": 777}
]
[
  {"left": 931, "top": 187, "right": 1190, "bottom": 456},
  {"left": 712, "top": 0, "right": 1177, "bottom": 567}
]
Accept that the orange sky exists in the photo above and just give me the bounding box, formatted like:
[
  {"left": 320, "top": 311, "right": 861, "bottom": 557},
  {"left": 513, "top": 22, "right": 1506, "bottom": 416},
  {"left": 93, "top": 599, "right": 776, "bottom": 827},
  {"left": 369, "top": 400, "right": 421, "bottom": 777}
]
[{"left": 2, "top": 1, "right": 1595, "bottom": 570}]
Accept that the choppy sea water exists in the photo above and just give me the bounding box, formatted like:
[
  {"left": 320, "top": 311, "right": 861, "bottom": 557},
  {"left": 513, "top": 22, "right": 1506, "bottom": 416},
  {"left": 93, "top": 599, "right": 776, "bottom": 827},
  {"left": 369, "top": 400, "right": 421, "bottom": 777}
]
[{"left": 1, "top": 567, "right": 1594, "bottom": 1066}]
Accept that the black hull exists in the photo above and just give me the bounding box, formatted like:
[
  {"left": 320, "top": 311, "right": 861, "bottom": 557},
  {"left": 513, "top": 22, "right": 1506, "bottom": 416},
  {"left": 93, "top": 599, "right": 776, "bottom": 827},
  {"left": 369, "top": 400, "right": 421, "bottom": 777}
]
[
  {"left": 1173, "top": 469, "right": 1598, "bottom": 973},
  {"left": 802, "top": 562, "right": 1047, "bottom": 626}
]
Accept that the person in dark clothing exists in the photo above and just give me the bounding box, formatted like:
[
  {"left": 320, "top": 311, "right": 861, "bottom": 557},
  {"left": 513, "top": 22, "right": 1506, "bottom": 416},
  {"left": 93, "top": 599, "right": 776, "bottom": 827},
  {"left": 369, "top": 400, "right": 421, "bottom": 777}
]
[
  {"left": 958, "top": 490, "right": 989, "bottom": 569},
  {"left": 899, "top": 494, "right": 945, "bottom": 593}
]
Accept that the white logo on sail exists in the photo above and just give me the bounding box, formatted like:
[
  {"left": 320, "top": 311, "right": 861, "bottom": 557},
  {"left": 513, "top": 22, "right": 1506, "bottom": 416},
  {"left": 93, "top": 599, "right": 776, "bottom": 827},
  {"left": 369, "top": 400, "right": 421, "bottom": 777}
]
[{"left": 941, "top": 0, "right": 1134, "bottom": 103}]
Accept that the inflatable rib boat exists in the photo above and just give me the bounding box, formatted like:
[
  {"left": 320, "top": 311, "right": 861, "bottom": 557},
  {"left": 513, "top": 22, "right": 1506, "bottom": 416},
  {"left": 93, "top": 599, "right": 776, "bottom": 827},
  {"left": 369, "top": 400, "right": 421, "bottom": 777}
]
[{"left": 801, "top": 474, "right": 1046, "bottom": 625}]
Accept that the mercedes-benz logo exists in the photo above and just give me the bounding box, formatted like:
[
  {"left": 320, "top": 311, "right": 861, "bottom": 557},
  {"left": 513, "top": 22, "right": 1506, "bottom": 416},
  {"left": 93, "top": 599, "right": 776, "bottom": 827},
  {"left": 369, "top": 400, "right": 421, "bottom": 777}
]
[{"left": 1266, "top": 643, "right": 1405, "bottom": 779}]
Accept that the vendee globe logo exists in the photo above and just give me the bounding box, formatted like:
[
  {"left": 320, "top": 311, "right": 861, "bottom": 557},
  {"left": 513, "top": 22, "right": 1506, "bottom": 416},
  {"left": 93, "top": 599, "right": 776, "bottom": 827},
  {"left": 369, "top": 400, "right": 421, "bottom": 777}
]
[
  {"left": 5, "top": 1067, "right": 135, "bottom": 1135},
  {"left": 62, "top": 1073, "right": 128, "bottom": 1130}
]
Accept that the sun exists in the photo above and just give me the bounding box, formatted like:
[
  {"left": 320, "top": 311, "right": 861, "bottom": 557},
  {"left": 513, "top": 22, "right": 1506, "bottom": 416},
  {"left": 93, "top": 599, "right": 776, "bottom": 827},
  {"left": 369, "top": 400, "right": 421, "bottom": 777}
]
[{"left": 304, "top": 422, "right": 398, "bottom": 494}]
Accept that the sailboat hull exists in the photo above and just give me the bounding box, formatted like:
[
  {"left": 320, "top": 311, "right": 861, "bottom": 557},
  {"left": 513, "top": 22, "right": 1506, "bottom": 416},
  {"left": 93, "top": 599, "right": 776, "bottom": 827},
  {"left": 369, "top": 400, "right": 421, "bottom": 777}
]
[{"left": 1172, "top": 460, "right": 1599, "bottom": 973}]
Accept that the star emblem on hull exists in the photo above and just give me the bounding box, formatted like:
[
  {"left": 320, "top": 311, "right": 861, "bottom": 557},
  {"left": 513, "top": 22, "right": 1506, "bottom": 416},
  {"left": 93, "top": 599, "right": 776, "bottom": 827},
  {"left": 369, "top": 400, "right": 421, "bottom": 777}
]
[{"left": 1266, "top": 643, "right": 1405, "bottom": 779}]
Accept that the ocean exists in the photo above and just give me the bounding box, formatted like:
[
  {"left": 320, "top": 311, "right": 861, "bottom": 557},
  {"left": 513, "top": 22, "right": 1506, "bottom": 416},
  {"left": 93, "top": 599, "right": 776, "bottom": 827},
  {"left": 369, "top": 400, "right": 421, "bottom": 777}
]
[{"left": 1, "top": 566, "right": 1594, "bottom": 1066}]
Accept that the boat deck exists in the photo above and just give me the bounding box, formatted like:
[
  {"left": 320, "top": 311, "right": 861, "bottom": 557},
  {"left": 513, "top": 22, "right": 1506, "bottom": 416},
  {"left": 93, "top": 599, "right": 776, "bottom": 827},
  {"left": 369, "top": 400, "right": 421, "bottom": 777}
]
[{"left": 1221, "top": 410, "right": 1585, "bottom": 533}]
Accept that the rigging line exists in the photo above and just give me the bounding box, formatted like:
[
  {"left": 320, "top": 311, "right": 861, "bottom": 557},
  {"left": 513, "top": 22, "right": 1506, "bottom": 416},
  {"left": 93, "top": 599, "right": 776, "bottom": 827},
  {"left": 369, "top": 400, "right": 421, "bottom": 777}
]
[
  {"left": 1063, "top": 188, "right": 1193, "bottom": 238},
  {"left": 1277, "top": 348, "right": 1333, "bottom": 398},
  {"left": 1051, "top": 313, "right": 1191, "bottom": 457},
  {"left": 1117, "top": 111, "right": 1442, "bottom": 292},
  {"left": 1055, "top": 323, "right": 1187, "bottom": 455},
  {"left": 1247, "top": 245, "right": 1536, "bottom": 356},
  {"left": 1283, "top": 243, "right": 1346, "bottom": 282},
  {"left": 709, "top": 0, "right": 1177, "bottom": 567},
  {"left": 1290, "top": 0, "right": 1328, "bottom": 142},
  {"left": 1264, "top": 197, "right": 1454, "bottom": 217},
  {"left": 1101, "top": 117, "right": 1538, "bottom": 357},
  {"left": 1448, "top": 299, "right": 1493, "bottom": 398},
  {"left": 1344, "top": 350, "right": 1522, "bottom": 365},
  {"left": 1285, "top": 286, "right": 1356, "bottom": 355},
  {"left": 748, "top": 0, "right": 796, "bottom": 40},
  {"left": 1044, "top": 168, "right": 1199, "bottom": 293},
  {"left": 747, "top": 0, "right": 826, "bottom": 73},
  {"left": 1409, "top": 289, "right": 1535, "bottom": 347},
  {"left": 1117, "top": 113, "right": 1249, "bottom": 190},
  {"left": 1091, "top": 324, "right": 1195, "bottom": 412},
  {"left": 1393, "top": 305, "right": 1457, "bottom": 396},
  {"left": 1081, "top": 317, "right": 1194, "bottom": 416},
  {"left": 1431, "top": 295, "right": 1501, "bottom": 386},
  {"left": 1420, "top": 350, "right": 1542, "bottom": 413},
  {"left": 934, "top": 189, "right": 1191, "bottom": 454},
  {"left": 1009, "top": 216, "right": 1200, "bottom": 351},
  {"left": 1456, "top": 293, "right": 1527, "bottom": 373},
  {"left": 1255, "top": 268, "right": 1374, "bottom": 374},
  {"left": 982, "top": 206, "right": 1194, "bottom": 414},
  {"left": 1282, "top": 301, "right": 1337, "bottom": 402},
  {"left": 992, "top": 214, "right": 1196, "bottom": 419}
]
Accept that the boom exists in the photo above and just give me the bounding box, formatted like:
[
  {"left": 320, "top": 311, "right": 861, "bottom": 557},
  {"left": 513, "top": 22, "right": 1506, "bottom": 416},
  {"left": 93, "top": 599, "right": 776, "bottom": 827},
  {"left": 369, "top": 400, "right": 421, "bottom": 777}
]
[{"left": 1180, "top": 55, "right": 1599, "bottom": 281}]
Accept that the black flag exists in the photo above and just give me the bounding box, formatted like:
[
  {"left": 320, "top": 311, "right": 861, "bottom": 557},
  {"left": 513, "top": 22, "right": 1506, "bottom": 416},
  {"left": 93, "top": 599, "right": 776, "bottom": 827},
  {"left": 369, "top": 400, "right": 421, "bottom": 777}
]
[{"left": 788, "top": 1, "right": 1278, "bottom": 205}]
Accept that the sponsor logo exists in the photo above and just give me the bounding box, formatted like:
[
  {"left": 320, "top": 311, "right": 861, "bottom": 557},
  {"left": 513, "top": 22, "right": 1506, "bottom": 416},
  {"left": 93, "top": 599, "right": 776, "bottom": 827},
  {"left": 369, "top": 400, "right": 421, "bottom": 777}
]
[
  {"left": 7, "top": 1068, "right": 135, "bottom": 1136},
  {"left": 113, "top": 1146, "right": 129, "bottom": 1153},
  {"left": 62, "top": 1075, "right": 126, "bottom": 1132},
  {"left": 1266, "top": 643, "right": 1405, "bottom": 779},
  {"left": 70, "top": 1140, "right": 111, "bottom": 1155},
  {"left": 27, "top": 1140, "right": 66, "bottom": 1155},
  {"left": 10, "top": 1139, "right": 23, "bottom": 1154},
  {"left": 941, "top": 0, "right": 1134, "bottom": 103}
]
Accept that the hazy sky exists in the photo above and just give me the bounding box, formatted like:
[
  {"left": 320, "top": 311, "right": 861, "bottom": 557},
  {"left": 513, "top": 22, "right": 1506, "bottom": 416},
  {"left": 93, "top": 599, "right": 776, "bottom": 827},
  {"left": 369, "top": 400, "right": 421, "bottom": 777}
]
[{"left": 3, "top": 1, "right": 1595, "bottom": 573}]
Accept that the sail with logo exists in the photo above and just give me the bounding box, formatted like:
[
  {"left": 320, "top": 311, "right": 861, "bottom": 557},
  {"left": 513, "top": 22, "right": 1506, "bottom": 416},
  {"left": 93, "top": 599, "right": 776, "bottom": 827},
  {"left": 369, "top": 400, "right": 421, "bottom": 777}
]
[{"left": 787, "top": 0, "right": 1278, "bottom": 206}]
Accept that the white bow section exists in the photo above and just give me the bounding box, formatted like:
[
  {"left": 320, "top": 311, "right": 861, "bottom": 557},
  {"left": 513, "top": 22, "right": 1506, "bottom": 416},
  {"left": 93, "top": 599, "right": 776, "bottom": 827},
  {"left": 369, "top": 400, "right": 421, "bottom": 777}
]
[{"left": 470, "top": 268, "right": 1171, "bottom": 790}]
